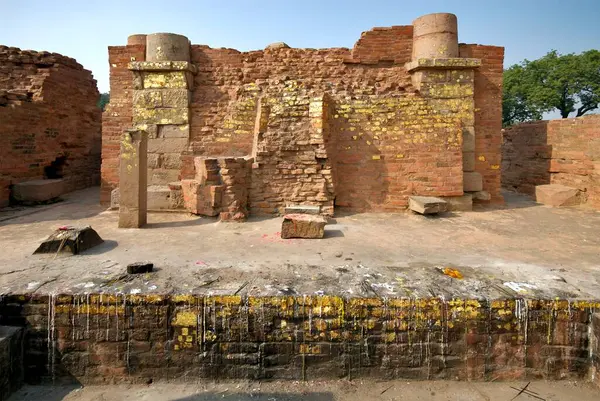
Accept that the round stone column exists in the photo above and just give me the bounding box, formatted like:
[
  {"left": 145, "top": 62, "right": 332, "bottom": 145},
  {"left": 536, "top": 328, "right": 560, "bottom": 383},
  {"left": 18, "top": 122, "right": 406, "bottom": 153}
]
[
  {"left": 412, "top": 13, "right": 459, "bottom": 59},
  {"left": 127, "top": 34, "right": 147, "bottom": 46},
  {"left": 146, "top": 33, "right": 190, "bottom": 62}
]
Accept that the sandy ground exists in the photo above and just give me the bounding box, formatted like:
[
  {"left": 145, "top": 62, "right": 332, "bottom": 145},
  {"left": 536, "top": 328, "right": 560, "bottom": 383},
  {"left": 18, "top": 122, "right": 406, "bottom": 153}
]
[
  {"left": 8, "top": 380, "right": 600, "bottom": 401},
  {"left": 1, "top": 187, "right": 599, "bottom": 299}
]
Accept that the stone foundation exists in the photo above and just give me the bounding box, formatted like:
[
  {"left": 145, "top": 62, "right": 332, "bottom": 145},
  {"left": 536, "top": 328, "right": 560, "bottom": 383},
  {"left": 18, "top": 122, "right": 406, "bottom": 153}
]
[{"left": 0, "top": 294, "right": 598, "bottom": 384}]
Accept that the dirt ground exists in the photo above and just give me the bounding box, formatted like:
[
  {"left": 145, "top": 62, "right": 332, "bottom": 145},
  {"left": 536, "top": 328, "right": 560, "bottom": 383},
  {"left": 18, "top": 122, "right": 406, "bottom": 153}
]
[
  {"left": 1, "top": 187, "right": 600, "bottom": 300},
  {"left": 8, "top": 380, "right": 600, "bottom": 401}
]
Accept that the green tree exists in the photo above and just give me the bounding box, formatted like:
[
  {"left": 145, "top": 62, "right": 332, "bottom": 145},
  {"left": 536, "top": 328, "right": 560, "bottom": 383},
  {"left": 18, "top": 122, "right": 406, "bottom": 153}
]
[
  {"left": 502, "top": 64, "right": 543, "bottom": 127},
  {"left": 502, "top": 50, "right": 600, "bottom": 127},
  {"left": 97, "top": 92, "right": 110, "bottom": 111}
]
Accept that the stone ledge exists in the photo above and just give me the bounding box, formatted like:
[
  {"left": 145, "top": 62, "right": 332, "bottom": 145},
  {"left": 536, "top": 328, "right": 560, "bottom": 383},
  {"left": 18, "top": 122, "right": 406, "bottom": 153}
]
[
  {"left": 128, "top": 61, "right": 197, "bottom": 74},
  {"left": 405, "top": 57, "right": 481, "bottom": 72}
]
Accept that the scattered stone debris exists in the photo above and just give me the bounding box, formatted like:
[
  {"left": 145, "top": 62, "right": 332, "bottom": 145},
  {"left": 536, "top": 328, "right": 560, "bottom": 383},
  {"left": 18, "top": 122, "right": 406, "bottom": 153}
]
[
  {"left": 535, "top": 184, "right": 581, "bottom": 207},
  {"left": 33, "top": 226, "right": 103, "bottom": 255},
  {"left": 127, "top": 262, "right": 154, "bottom": 274},
  {"left": 408, "top": 196, "right": 448, "bottom": 215},
  {"left": 281, "top": 214, "right": 327, "bottom": 239}
]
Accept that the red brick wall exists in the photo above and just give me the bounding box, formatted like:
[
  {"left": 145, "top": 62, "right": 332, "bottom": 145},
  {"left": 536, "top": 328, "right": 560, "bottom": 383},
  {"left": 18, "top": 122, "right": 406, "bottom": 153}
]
[
  {"left": 333, "top": 97, "right": 463, "bottom": 211},
  {"left": 101, "top": 30, "right": 504, "bottom": 213},
  {"left": 0, "top": 46, "right": 102, "bottom": 207},
  {"left": 502, "top": 115, "right": 600, "bottom": 209},
  {"left": 460, "top": 44, "right": 504, "bottom": 203},
  {"left": 351, "top": 26, "right": 413, "bottom": 64},
  {"left": 0, "top": 295, "right": 596, "bottom": 383}
]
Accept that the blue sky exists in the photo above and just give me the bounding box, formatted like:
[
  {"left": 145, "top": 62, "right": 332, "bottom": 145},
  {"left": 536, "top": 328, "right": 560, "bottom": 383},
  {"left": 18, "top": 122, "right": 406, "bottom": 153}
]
[{"left": 1, "top": 0, "right": 599, "bottom": 93}]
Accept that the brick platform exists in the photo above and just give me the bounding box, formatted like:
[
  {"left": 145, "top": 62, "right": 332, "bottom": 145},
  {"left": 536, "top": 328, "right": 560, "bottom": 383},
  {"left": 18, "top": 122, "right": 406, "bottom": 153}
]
[{"left": 0, "top": 294, "right": 598, "bottom": 384}]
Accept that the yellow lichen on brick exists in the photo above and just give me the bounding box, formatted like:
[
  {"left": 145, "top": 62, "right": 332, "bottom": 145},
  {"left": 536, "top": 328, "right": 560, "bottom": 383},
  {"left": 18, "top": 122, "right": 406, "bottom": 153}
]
[
  {"left": 172, "top": 311, "right": 198, "bottom": 326},
  {"left": 143, "top": 72, "right": 187, "bottom": 89}
]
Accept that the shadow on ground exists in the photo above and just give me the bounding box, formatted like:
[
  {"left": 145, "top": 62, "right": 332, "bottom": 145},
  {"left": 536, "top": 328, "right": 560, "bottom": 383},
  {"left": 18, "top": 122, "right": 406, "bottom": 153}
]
[{"left": 173, "top": 393, "right": 334, "bottom": 401}]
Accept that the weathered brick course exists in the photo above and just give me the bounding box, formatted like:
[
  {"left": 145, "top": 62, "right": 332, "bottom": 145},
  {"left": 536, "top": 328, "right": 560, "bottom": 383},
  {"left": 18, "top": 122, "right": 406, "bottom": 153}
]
[{"left": 0, "top": 295, "right": 598, "bottom": 384}]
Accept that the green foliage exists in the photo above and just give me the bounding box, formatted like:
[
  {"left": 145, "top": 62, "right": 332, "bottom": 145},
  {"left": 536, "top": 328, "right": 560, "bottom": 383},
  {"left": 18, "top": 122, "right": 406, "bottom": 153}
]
[
  {"left": 502, "top": 65, "right": 543, "bottom": 127},
  {"left": 97, "top": 92, "right": 110, "bottom": 111},
  {"left": 502, "top": 50, "right": 600, "bottom": 127}
]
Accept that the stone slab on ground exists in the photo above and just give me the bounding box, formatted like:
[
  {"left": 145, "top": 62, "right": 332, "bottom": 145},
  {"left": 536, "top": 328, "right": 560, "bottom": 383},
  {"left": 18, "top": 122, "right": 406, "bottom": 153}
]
[
  {"left": 442, "top": 194, "right": 473, "bottom": 211},
  {"left": 127, "top": 262, "right": 154, "bottom": 274},
  {"left": 472, "top": 190, "right": 491, "bottom": 202},
  {"left": 408, "top": 196, "right": 448, "bottom": 214},
  {"left": 0, "top": 326, "right": 23, "bottom": 401},
  {"left": 33, "top": 226, "right": 104, "bottom": 255},
  {"left": 11, "top": 179, "right": 65, "bottom": 203},
  {"left": 535, "top": 184, "right": 581, "bottom": 207},
  {"left": 284, "top": 205, "right": 321, "bottom": 215},
  {"left": 281, "top": 213, "right": 327, "bottom": 239}
]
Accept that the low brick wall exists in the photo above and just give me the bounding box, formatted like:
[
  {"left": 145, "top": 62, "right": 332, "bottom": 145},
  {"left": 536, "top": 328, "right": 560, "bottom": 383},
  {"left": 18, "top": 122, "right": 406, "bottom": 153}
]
[
  {"left": 0, "top": 294, "right": 598, "bottom": 384},
  {"left": 593, "top": 313, "right": 600, "bottom": 387},
  {"left": 0, "top": 326, "right": 24, "bottom": 400},
  {"left": 502, "top": 115, "right": 600, "bottom": 209}
]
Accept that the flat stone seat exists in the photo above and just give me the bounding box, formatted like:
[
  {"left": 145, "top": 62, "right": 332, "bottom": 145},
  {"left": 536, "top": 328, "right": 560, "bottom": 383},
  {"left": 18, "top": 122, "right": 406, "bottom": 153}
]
[
  {"left": 408, "top": 196, "right": 448, "bottom": 215},
  {"left": 535, "top": 184, "right": 581, "bottom": 207},
  {"left": 281, "top": 214, "right": 327, "bottom": 239},
  {"left": 11, "top": 179, "right": 64, "bottom": 203},
  {"left": 284, "top": 205, "right": 321, "bottom": 215}
]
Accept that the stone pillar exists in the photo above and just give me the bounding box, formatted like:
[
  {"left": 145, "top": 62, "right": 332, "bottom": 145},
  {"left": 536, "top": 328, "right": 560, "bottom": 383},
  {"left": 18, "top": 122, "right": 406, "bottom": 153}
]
[
  {"left": 119, "top": 130, "right": 148, "bottom": 228},
  {"left": 127, "top": 33, "right": 196, "bottom": 205},
  {"left": 406, "top": 13, "right": 482, "bottom": 202},
  {"left": 146, "top": 33, "right": 190, "bottom": 62},
  {"left": 412, "top": 13, "right": 458, "bottom": 59},
  {"left": 127, "top": 34, "right": 147, "bottom": 46}
]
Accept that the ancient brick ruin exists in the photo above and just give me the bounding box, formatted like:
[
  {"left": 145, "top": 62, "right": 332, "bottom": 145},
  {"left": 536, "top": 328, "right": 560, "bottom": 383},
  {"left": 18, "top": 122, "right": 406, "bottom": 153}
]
[
  {"left": 102, "top": 13, "right": 504, "bottom": 222},
  {"left": 0, "top": 46, "right": 102, "bottom": 207},
  {"left": 503, "top": 115, "right": 600, "bottom": 210}
]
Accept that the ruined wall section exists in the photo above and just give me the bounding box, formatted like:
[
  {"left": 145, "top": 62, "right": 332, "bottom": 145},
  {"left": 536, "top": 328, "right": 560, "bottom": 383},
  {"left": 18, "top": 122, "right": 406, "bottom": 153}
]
[
  {"left": 334, "top": 97, "right": 463, "bottom": 211},
  {"left": 351, "top": 26, "right": 413, "bottom": 64},
  {"left": 186, "top": 44, "right": 420, "bottom": 213},
  {"left": 0, "top": 294, "right": 597, "bottom": 383},
  {"left": 502, "top": 115, "right": 600, "bottom": 209},
  {"left": 460, "top": 44, "right": 504, "bottom": 202},
  {"left": 100, "top": 44, "right": 145, "bottom": 205},
  {"left": 249, "top": 86, "right": 336, "bottom": 215},
  {"left": 0, "top": 46, "right": 101, "bottom": 207},
  {"left": 101, "top": 25, "right": 504, "bottom": 214}
]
